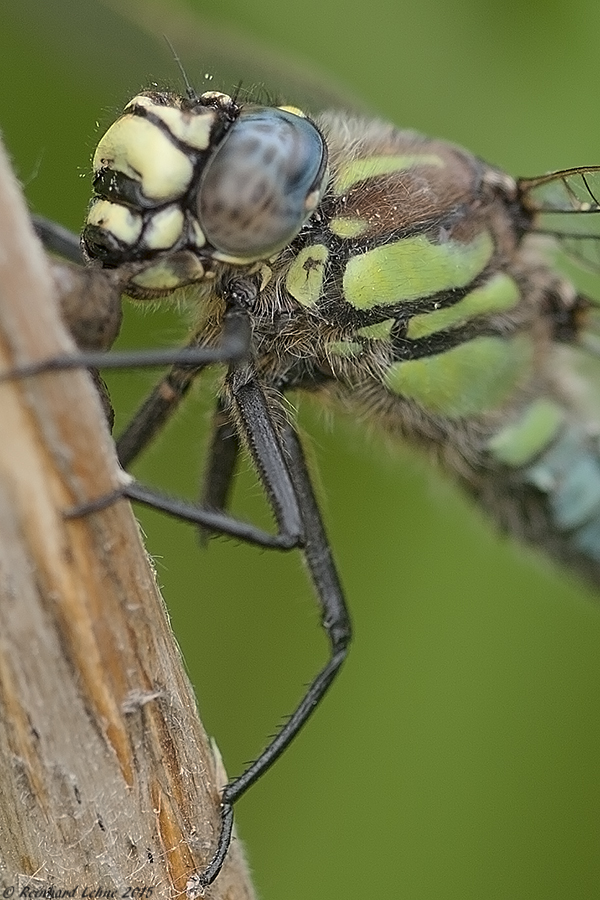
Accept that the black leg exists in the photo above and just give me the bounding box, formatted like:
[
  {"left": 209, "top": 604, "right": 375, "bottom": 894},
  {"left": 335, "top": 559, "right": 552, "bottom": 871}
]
[
  {"left": 195, "top": 398, "right": 241, "bottom": 545},
  {"left": 112, "top": 369, "right": 351, "bottom": 881},
  {"left": 192, "top": 377, "right": 352, "bottom": 891},
  {"left": 121, "top": 479, "right": 299, "bottom": 549},
  {"left": 67, "top": 362, "right": 304, "bottom": 551},
  {"left": 32, "top": 215, "right": 84, "bottom": 265},
  {"left": 118, "top": 367, "right": 304, "bottom": 550},
  {"left": 116, "top": 335, "right": 207, "bottom": 467},
  {"left": 227, "top": 367, "right": 304, "bottom": 542},
  {"left": 200, "top": 398, "right": 240, "bottom": 513},
  {"left": 0, "top": 302, "right": 252, "bottom": 383},
  {"left": 224, "top": 413, "right": 352, "bottom": 795},
  {"left": 118, "top": 367, "right": 241, "bottom": 545}
]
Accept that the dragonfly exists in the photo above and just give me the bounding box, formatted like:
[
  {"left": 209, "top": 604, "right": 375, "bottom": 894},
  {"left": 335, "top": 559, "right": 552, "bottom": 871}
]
[{"left": 19, "top": 77, "right": 600, "bottom": 891}]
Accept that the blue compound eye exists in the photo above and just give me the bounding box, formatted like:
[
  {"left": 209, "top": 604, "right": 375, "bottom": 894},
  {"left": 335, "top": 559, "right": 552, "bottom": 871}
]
[{"left": 197, "top": 107, "right": 328, "bottom": 260}]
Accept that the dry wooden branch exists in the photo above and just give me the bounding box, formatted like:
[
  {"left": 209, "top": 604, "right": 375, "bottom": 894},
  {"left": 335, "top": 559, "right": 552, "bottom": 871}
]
[{"left": 0, "top": 136, "right": 256, "bottom": 900}]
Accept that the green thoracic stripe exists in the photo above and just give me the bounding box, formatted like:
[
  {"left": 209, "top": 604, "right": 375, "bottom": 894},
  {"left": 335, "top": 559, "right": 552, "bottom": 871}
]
[
  {"left": 355, "top": 319, "right": 395, "bottom": 340},
  {"left": 327, "top": 319, "right": 395, "bottom": 357},
  {"left": 285, "top": 244, "right": 329, "bottom": 306},
  {"left": 487, "top": 399, "right": 565, "bottom": 467},
  {"left": 329, "top": 217, "right": 370, "bottom": 238},
  {"left": 384, "top": 334, "right": 533, "bottom": 418},
  {"left": 333, "top": 153, "right": 444, "bottom": 196},
  {"left": 406, "top": 272, "right": 520, "bottom": 339},
  {"left": 343, "top": 231, "right": 494, "bottom": 309},
  {"left": 326, "top": 340, "right": 363, "bottom": 358}
]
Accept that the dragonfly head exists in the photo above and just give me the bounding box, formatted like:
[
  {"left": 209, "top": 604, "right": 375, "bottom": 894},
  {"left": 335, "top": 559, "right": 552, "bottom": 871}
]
[{"left": 82, "top": 90, "right": 328, "bottom": 298}]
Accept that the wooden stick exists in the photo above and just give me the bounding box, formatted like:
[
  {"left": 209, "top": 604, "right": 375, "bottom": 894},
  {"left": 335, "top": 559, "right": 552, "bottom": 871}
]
[{"left": 0, "top": 136, "right": 256, "bottom": 900}]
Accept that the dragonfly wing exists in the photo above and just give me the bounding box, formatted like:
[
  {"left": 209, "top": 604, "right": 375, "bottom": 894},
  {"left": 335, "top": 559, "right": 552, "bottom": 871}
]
[{"left": 520, "top": 166, "right": 600, "bottom": 275}]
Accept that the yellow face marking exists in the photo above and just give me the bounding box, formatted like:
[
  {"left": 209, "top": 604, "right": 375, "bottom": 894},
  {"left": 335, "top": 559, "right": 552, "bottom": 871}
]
[
  {"left": 286, "top": 245, "right": 329, "bottom": 306},
  {"left": 143, "top": 206, "right": 185, "bottom": 251},
  {"left": 333, "top": 153, "right": 444, "bottom": 196},
  {"left": 86, "top": 199, "right": 142, "bottom": 245},
  {"left": 142, "top": 102, "right": 216, "bottom": 151},
  {"left": 384, "top": 335, "right": 533, "bottom": 418},
  {"left": 125, "top": 94, "right": 154, "bottom": 110},
  {"left": 130, "top": 257, "right": 206, "bottom": 291},
  {"left": 94, "top": 116, "right": 193, "bottom": 203},
  {"left": 191, "top": 220, "right": 206, "bottom": 249},
  {"left": 406, "top": 273, "right": 520, "bottom": 339},
  {"left": 200, "top": 91, "right": 233, "bottom": 105},
  {"left": 343, "top": 231, "right": 494, "bottom": 309},
  {"left": 329, "top": 217, "right": 370, "bottom": 239}
]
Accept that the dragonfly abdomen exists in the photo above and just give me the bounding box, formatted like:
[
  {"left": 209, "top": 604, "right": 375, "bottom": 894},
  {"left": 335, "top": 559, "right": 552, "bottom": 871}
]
[{"left": 488, "top": 408, "right": 600, "bottom": 587}]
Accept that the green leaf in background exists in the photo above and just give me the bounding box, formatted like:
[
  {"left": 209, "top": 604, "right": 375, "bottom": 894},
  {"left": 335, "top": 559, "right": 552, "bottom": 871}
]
[{"left": 3, "top": 1, "right": 600, "bottom": 898}]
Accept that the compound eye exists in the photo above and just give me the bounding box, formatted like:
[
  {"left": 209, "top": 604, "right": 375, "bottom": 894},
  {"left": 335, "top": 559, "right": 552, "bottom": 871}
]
[{"left": 198, "top": 107, "right": 328, "bottom": 260}]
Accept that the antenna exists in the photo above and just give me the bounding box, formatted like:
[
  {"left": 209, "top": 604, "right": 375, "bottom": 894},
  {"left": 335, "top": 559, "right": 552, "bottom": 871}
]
[{"left": 163, "top": 35, "right": 198, "bottom": 102}]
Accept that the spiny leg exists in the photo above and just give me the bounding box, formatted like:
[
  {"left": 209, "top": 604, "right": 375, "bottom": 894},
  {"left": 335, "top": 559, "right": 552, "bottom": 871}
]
[
  {"left": 117, "top": 356, "right": 242, "bottom": 544},
  {"left": 200, "top": 398, "right": 240, "bottom": 513},
  {"left": 116, "top": 333, "right": 209, "bottom": 467},
  {"left": 196, "top": 397, "right": 241, "bottom": 545},
  {"left": 0, "top": 297, "right": 252, "bottom": 385},
  {"left": 32, "top": 215, "right": 83, "bottom": 265},
  {"left": 192, "top": 374, "right": 352, "bottom": 890},
  {"left": 109, "top": 360, "right": 304, "bottom": 552},
  {"left": 1, "top": 295, "right": 263, "bottom": 542},
  {"left": 122, "top": 365, "right": 301, "bottom": 546}
]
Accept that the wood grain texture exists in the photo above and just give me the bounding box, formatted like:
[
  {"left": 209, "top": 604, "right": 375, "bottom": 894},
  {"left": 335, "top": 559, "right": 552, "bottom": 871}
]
[{"left": 0, "top": 136, "right": 255, "bottom": 900}]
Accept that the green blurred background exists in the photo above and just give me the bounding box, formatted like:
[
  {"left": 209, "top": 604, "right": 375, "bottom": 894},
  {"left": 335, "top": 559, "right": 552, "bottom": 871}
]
[{"left": 3, "top": 1, "right": 600, "bottom": 897}]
